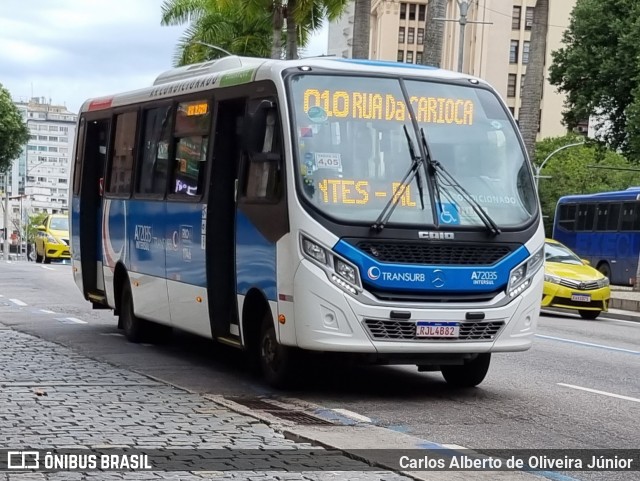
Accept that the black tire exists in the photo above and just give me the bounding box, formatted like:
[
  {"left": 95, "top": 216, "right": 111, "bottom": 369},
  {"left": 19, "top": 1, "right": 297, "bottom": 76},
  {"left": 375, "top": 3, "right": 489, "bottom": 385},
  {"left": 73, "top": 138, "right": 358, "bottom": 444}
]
[
  {"left": 43, "top": 254, "right": 51, "bottom": 264},
  {"left": 119, "top": 281, "right": 145, "bottom": 343},
  {"left": 259, "top": 313, "right": 297, "bottom": 388},
  {"left": 579, "top": 310, "right": 601, "bottom": 320},
  {"left": 441, "top": 353, "right": 491, "bottom": 388},
  {"left": 597, "top": 262, "right": 611, "bottom": 280}
]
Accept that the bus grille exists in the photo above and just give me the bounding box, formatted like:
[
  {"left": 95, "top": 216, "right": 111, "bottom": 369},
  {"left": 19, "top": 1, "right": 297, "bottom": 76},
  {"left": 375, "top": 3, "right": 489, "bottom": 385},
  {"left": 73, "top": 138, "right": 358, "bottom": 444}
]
[
  {"left": 364, "top": 319, "right": 505, "bottom": 341},
  {"left": 356, "top": 241, "right": 511, "bottom": 265},
  {"left": 558, "top": 279, "right": 601, "bottom": 290}
]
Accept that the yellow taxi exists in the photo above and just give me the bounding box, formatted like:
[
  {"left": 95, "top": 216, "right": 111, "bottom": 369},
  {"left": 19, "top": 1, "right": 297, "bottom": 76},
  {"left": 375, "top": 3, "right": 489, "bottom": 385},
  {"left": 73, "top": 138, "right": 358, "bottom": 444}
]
[
  {"left": 35, "top": 214, "right": 70, "bottom": 264},
  {"left": 542, "top": 238, "right": 610, "bottom": 319}
]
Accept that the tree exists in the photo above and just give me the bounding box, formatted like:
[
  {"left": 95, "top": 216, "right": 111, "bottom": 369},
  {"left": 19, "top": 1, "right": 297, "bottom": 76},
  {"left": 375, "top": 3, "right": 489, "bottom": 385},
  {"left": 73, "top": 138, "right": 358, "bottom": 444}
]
[
  {"left": 535, "top": 135, "right": 640, "bottom": 234},
  {"left": 549, "top": 0, "right": 640, "bottom": 160},
  {"left": 0, "top": 84, "right": 29, "bottom": 174},
  {"left": 27, "top": 212, "right": 47, "bottom": 244},
  {"left": 421, "top": 0, "right": 446, "bottom": 67},
  {"left": 519, "top": 0, "right": 548, "bottom": 161},
  {"left": 352, "top": 0, "right": 371, "bottom": 59},
  {"left": 161, "top": 0, "right": 273, "bottom": 63}
]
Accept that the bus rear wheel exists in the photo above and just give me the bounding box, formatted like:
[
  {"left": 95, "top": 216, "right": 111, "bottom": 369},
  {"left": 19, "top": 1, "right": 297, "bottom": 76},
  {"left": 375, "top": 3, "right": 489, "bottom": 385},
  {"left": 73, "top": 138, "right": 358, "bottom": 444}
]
[
  {"left": 119, "top": 281, "right": 146, "bottom": 343},
  {"left": 259, "top": 314, "right": 297, "bottom": 388},
  {"left": 441, "top": 353, "right": 491, "bottom": 388}
]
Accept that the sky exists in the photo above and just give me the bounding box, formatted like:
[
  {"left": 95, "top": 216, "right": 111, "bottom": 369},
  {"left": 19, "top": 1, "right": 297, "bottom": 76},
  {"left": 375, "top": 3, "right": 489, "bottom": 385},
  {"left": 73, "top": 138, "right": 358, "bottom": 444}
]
[{"left": 0, "top": 0, "right": 329, "bottom": 114}]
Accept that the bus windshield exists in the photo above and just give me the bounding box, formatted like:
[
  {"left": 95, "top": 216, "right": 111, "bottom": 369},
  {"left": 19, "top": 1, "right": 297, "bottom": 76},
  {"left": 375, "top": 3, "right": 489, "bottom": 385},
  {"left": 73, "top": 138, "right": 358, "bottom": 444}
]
[{"left": 288, "top": 74, "right": 537, "bottom": 228}]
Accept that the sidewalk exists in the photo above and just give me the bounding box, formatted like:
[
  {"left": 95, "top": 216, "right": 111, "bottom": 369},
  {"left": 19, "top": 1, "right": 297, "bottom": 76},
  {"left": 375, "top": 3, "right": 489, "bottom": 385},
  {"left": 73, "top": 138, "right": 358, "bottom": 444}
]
[{"left": 0, "top": 323, "right": 409, "bottom": 481}]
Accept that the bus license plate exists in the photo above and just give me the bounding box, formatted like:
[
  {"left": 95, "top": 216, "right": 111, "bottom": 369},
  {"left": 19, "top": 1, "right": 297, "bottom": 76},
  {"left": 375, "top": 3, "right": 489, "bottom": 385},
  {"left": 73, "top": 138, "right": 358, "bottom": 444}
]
[
  {"left": 416, "top": 322, "right": 459, "bottom": 338},
  {"left": 571, "top": 293, "right": 591, "bottom": 302}
]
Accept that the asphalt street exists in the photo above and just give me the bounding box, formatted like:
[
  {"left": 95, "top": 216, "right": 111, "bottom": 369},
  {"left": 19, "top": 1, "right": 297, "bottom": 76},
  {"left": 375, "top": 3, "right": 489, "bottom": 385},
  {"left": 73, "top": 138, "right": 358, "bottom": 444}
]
[{"left": 0, "top": 260, "right": 638, "bottom": 481}]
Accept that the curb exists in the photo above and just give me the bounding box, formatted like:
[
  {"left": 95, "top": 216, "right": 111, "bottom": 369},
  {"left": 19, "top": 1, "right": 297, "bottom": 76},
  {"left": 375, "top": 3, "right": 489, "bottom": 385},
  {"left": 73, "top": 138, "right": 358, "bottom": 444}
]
[
  {"left": 609, "top": 297, "right": 640, "bottom": 312},
  {"left": 542, "top": 307, "right": 640, "bottom": 323}
]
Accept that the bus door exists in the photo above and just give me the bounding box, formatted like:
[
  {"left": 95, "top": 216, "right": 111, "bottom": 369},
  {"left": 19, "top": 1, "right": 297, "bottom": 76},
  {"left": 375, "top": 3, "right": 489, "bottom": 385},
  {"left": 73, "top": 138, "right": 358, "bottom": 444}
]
[
  {"left": 77, "top": 116, "right": 110, "bottom": 304},
  {"left": 206, "top": 98, "right": 246, "bottom": 341},
  {"left": 233, "top": 98, "right": 287, "bottom": 341}
]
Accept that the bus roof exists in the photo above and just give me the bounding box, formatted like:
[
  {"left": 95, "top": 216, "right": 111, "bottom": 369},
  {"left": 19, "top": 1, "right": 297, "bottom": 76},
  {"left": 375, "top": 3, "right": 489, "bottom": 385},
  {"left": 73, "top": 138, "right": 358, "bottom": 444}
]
[
  {"left": 79, "top": 55, "right": 486, "bottom": 114},
  {"left": 558, "top": 187, "right": 640, "bottom": 203}
]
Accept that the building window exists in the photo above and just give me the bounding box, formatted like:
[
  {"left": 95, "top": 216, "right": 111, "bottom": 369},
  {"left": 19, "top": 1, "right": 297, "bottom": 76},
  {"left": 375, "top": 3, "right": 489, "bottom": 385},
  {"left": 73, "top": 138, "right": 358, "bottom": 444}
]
[
  {"left": 407, "top": 27, "right": 415, "bottom": 44},
  {"left": 510, "top": 40, "right": 519, "bottom": 63},
  {"left": 523, "top": 41, "right": 530, "bottom": 64},
  {"left": 398, "top": 27, "right": 405, "bottom": 43},
  {"left": 409, "top": 4, "right": 416, "bottom": 20},
  {"left": 38, "top": 135, "right": 47, "bottom": 141},
  {"left": 400, "top": 3, "right": 406, "bottom": 20},
  {"left": 520, "top": 74, "right": 526, "bottom": 96},
  {"left": 512, "top": 6, "right": 522, "bottom": 29},
  {"left": 417, "top": 28, "right": 424, "bottom": 44},
  {"left": 507, "top": 74, "right": 517, "bottom": 98},
  {"left": 419, "top": 4, "right": 426, "bottom": 21},
  {"left": 49, "top": 136, "right": 58, "bottom": 142},
  {"left": 508, "top": 106, "right": 515, "bottom": 117},
  {"left": 406, "top": 51, "right": 414, "bottom": 63},
  {"left": 416, "top": 51, "right": 422, "bottom": 64},
  {"left": 525, "top": 7, "right": 534, "bottom": 30},
  {"left": 48, "top": 125, "right": 58, "bottom": 131},
  {"left": 397, "top": 50, "right": 404, "bottom": 62}
]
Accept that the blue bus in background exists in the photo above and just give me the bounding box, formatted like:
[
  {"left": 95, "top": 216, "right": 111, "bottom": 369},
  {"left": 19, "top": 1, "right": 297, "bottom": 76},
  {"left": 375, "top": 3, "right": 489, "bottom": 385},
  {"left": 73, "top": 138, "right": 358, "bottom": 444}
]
[{"left": 553, "top": 187, "right": 640, "bottom": 285}]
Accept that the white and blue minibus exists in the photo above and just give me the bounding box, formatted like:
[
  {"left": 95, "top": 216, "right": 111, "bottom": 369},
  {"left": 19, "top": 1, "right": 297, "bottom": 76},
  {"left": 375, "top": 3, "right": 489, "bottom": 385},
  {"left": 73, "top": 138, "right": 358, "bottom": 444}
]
[{"left": 70, "top": 56, "right": 545, "bottom": 387}]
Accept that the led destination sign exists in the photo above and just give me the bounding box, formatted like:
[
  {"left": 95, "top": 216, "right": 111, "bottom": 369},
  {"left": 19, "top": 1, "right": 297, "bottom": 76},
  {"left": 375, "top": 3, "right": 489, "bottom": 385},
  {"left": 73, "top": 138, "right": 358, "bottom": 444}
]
[
  {"left": 303, "top": 89, "right": 475, "bottom": 125},
  {"left": 318, "top": 179, "right": 416, "bottom": 206}
]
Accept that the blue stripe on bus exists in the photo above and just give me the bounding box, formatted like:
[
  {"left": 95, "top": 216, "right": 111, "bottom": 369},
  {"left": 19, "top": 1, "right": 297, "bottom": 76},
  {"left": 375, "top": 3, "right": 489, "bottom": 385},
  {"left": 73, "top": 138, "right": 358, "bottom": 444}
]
[
  {"left": 235, "top": 210, "right": 277, "bottom": 301},
  {"left": 333, "top": 240, "right": 529, "bottom": 293},
  {"left": 332, "top": 58, "right": 439, "bottom": 70}
]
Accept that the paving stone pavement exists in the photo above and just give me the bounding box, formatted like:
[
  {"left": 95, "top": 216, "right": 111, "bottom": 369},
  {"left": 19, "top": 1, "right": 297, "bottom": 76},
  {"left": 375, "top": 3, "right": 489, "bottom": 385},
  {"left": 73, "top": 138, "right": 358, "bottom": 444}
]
[{"left": 0, "top": 327, "right": 411, "bottom": 481}]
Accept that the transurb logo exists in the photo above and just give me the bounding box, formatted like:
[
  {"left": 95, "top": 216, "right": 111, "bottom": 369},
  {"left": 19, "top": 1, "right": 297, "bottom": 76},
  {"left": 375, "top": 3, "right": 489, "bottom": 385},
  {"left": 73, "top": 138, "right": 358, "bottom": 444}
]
[{"left": 367, "top": 266, "right": 381, "bottom": 280}]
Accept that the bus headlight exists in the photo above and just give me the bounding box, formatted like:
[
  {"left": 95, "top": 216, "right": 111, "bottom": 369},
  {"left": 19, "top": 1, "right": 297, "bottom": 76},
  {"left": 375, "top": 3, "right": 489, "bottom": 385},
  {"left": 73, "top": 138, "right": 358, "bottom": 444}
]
[
  {"left": 302, "top": 237, "right": 327, "bottom": 264},
  {"left": 507, "top": 246, "right": 544, "bottom": 297},
  {"left": 300, "top": 234, "right": 361, "bottom": 295},
  {"left": 335, "top": 258, "right": 357, "bottom": 284}
]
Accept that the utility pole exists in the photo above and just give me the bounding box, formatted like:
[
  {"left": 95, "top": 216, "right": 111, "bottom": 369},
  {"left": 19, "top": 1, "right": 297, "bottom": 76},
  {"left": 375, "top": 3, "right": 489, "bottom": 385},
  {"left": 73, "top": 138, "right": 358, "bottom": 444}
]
[{"left": 434, "top": 0, "right": 492, "bottom": 73}]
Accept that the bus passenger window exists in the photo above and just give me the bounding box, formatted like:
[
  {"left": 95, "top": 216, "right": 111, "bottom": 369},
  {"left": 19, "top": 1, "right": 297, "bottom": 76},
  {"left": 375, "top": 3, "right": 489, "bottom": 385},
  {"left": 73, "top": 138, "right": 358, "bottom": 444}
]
[
  {"left": 242, "top": 101, "right": 282, "bottom": 201},
  {"left": 107, "top": 111, "right": 137, "bottom": 195},
  {"left": 137, "top": 106, "right": 171, "bottom": 195},
  {"left": 170, "top": 100, "right": 211, "bottom": 197}
]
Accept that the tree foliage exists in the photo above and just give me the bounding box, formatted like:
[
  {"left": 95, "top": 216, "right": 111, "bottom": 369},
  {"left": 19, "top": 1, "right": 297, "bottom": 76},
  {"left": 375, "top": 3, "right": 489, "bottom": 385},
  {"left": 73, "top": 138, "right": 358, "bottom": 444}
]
[
  {"left": 27, "top": 212, "right": 48, "bottom": 243},
  {"left": 549, "top": 0, "right": 640, "bottom": 160},
  {"left": 535, "top": 135, "right": 640, "bottom": 234},
  {"left": 0, "top": 84, "right": 29, "bottom": 174}
]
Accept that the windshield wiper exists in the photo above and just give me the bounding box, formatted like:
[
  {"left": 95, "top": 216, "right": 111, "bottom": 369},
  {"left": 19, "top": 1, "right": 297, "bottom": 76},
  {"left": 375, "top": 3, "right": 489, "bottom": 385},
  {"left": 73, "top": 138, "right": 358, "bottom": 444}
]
[
  {"left": 419, "top": 128, "right": 501, "bottom": 236},
  {"left": 371, "top": 125, "right": 426, "bottom": 232}
]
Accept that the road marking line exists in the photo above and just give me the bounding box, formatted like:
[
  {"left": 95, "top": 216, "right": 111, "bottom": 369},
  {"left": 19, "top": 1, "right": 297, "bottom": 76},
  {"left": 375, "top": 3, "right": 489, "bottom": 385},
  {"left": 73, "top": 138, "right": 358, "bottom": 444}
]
[
  {"left": 331, "top": 408, "right": 372, "bottom": 423},
  {"left": 535, "top": 334, "right": 640, "bottom": 355},
  {"left": 40, "top": 265, "right": 55, "bottom": 270},
  {"left": 558, "top": 383, "right": 640, "bottom": 404},
  {"left": 40, "top": 309, "right": 55, "bottom": 314},
  {"left": 9, "top": 299, "right": 27, "bottom": 306},
  {"left": 441, "top": 444, "right": 469, "bottom": 450},
  {"left": 65, "top": 317, "right": 87, "bottom": 324},
  {"left": 100, "top": 333, "right": 124, "bottom": 337},
  {"left": 600, "top": 317, "right": 640, "bottom": 326}
]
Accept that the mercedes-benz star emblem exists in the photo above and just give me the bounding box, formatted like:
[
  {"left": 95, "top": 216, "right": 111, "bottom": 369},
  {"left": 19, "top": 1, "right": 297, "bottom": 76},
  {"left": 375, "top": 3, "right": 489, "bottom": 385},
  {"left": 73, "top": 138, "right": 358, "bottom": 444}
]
[{"left": 431, "top": 269, "right": 445, "bottom": 288}]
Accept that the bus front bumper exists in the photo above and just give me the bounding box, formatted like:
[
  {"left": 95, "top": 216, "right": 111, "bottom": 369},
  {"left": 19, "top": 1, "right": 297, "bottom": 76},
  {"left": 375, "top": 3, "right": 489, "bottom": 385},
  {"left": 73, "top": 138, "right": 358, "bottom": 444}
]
[{"left": 289, "top": 259, "right": 543, "bottom": 356}]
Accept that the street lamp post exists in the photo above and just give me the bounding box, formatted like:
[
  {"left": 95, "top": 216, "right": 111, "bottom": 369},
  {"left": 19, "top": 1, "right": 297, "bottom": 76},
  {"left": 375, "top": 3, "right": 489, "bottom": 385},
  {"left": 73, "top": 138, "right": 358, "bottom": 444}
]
[{"left": 533, "top": 141, "right": 585, "bottom": 188}]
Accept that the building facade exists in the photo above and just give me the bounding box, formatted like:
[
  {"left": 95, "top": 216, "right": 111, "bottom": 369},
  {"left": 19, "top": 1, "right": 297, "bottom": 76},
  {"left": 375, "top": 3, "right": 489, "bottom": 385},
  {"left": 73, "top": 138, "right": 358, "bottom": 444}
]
[
  {"left": 327, "top": 0, "right": 576, "bottom": 139},
  {"left": 0, "top": 97, "right": 76, "bottom": 247}
]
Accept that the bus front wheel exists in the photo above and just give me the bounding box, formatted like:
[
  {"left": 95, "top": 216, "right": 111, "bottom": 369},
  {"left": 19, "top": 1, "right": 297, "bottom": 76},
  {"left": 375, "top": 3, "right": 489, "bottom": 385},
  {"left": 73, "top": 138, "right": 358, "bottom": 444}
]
[
  {"left": 259, "top": 314, "right": 297, "bottom": 388},
  {"left": 119, "top": 281, "right": 145, "bottom": 343},
  {"left": 440, "top": 353, "right": 491, "bottom": 388},
  {"left": 597, "top": 262, "right": 611, "bottom": 280}
]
